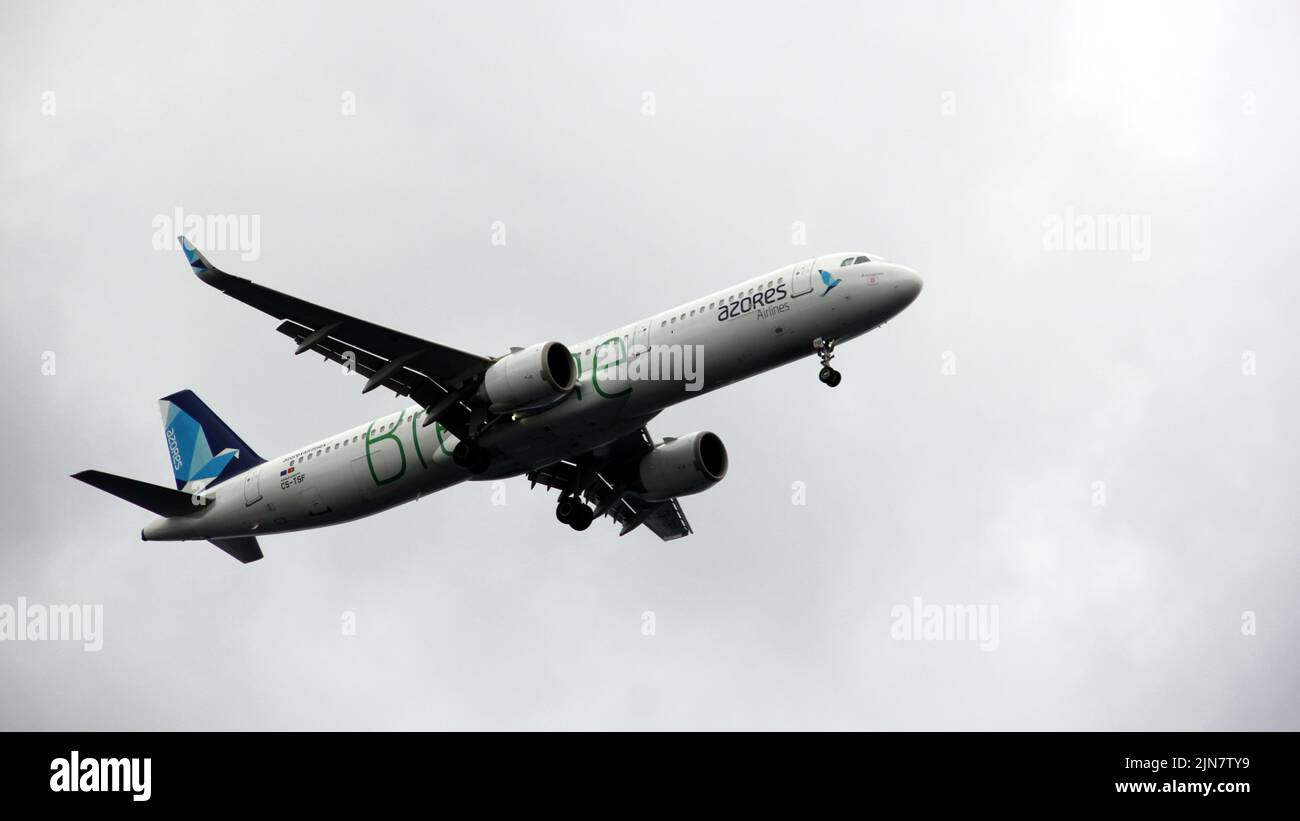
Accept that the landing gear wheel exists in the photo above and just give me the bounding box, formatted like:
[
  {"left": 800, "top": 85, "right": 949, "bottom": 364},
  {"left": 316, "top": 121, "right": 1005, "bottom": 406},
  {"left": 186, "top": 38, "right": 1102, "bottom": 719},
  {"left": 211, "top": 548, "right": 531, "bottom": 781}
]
[
  {"left": 813, "top": 336, "right": 840, "bottom": 386},
  {"left": 818, "top": 366, "right": 842, "bottom": 387},
  {"left": 555, "top": 496, "right": 577, "bottom": 524},
  {"left": 568, "top": 504, "right": 594, "bottom": 531},
  {"left": 453, "top": 441, "right": 491, "bottom": 474}
]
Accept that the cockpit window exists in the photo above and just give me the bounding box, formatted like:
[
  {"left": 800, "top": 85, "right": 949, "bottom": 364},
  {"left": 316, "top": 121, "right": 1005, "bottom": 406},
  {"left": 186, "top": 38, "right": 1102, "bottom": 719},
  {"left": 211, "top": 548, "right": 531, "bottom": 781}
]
[
  {"left": 841, "top": 257, "right": 855, "bottom": 267},
  {"left": 854, "top": 255, "right": 870, "bottom": 264}
]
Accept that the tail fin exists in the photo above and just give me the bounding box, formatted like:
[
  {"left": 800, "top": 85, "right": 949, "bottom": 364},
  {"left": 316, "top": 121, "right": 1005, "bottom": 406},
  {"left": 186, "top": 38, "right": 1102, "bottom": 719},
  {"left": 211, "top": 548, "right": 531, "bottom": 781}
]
[
  {"left": 159, "top": 390, "right": 264, "bottom": 492},
  {"left": 71, "top": 470, "right": 197, "bottom": 517}
]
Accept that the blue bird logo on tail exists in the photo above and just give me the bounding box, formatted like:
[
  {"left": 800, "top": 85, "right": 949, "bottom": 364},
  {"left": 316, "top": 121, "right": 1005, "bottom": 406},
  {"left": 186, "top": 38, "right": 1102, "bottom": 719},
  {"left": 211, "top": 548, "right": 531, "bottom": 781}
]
[{"left": 818, "top": 269, "right": 842, "bottom": 296}]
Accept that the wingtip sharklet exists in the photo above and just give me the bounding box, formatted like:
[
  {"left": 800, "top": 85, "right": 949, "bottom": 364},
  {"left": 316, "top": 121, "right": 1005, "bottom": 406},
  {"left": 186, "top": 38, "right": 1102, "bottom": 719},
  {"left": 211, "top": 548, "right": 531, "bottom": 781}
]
[{"left": 178, "top": 235, "right": 215, "bottom": 276}]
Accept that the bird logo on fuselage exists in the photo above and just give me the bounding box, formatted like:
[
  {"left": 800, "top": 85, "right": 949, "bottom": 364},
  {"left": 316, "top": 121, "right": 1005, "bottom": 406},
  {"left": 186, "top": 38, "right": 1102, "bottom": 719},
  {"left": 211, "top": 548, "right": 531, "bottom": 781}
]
[{"left": 818, "top": 269, "right": 842, "bottom": 296}]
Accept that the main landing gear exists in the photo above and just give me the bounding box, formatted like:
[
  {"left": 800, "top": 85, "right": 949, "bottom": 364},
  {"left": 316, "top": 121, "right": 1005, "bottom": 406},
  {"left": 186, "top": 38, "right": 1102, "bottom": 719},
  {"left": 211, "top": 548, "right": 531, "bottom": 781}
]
[
  {"left": 814, "top": 337, "right": 842, "bottom": 387},
  {"left": 555, "top": 494, "right": 594, "bottom": 531},
  {"left": 452, "top": 440, "right": 491, "bottom": 474}
]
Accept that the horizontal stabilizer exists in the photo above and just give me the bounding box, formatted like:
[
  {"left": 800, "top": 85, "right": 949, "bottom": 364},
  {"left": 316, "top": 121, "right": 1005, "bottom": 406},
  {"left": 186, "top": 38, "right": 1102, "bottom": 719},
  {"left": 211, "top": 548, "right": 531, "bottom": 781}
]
[
  {"left": 209, "top": 536, "right": 263, "bottom": 563},
  {"left": 72, "top": 470, "right": 198, "bottom": 518}
]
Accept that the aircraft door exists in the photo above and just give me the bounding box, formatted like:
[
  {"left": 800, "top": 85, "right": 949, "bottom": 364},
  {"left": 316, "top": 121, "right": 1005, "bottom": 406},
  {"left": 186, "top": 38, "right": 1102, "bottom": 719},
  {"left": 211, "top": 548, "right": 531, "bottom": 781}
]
[
  {"left": 632, "top": 322, "right": 650, "bottom": 357},
  {"left": 791, "top": 258, "right": 815, "bottom": 297},
  {"left": 243, "top": 470, "right": 262, "bottom": 506}
]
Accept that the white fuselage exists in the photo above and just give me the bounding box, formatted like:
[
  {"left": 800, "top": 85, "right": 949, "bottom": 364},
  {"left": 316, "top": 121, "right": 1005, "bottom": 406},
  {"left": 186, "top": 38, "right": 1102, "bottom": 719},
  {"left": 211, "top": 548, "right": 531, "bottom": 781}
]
[{"left": 142, "top": 253, "right": 922, "bottom": 542}]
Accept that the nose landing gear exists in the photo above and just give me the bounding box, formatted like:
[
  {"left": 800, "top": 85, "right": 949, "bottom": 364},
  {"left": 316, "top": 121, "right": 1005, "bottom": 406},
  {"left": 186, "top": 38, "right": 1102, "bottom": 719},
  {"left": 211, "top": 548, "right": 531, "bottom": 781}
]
[{"left": 813, "top": 337, "right": 842, "bottom": 387}]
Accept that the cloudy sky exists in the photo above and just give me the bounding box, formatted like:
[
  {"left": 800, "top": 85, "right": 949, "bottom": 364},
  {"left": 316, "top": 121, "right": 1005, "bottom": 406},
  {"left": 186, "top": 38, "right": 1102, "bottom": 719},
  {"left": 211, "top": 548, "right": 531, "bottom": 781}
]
[{"left": 2, "top": 0, "right": 1296, "bottom": 729}]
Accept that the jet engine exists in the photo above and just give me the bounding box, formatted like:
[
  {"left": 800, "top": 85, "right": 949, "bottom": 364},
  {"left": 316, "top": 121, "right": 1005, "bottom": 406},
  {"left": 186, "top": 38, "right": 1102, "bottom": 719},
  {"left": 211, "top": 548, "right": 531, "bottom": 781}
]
[
  {"left": 479, "top": 341, "right": 578, "bottom": 412},
  {"left": 636, "top": 431, "right": 729, "bottom": 500}
]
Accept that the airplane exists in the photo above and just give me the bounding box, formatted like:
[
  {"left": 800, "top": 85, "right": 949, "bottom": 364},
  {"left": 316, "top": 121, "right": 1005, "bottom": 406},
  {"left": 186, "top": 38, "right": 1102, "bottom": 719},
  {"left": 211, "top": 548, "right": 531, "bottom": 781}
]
[{"left": 73, "top": 241, "right": 922, "bottom": 562}]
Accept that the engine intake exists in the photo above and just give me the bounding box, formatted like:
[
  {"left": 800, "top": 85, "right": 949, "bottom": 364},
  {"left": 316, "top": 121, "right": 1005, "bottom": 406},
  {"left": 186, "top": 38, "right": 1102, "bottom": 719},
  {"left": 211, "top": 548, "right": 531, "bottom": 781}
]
[
  {"left": 480, "top": 341, "right": 577, "bottom": 412},
  {"left": 637, "top": 431, "right": 728, "bottom": 500}
]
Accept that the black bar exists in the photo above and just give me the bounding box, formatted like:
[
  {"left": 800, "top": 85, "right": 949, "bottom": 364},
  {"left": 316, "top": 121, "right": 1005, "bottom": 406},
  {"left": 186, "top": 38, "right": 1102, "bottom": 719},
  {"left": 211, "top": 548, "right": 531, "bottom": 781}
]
[{"left": 5, "top": 731, "right": 1290, "bottom": 809}]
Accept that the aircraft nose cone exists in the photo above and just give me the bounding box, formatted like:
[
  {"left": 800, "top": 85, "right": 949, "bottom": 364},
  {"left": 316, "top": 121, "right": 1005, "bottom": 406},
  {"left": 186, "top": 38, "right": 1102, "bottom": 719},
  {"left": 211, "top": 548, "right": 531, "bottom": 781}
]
[{"left": 897, "top": 267, "right": 923, "bottom": 305}]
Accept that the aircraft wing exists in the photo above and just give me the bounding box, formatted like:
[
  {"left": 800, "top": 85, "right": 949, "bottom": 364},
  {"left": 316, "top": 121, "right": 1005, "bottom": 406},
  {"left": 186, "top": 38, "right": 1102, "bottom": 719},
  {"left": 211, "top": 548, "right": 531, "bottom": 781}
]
[
  {"left": 179, "top": 238, "right": 493, "bottom": 438},
  {"left": 527, "top": 428, "right": 695, "bottom": 541}
]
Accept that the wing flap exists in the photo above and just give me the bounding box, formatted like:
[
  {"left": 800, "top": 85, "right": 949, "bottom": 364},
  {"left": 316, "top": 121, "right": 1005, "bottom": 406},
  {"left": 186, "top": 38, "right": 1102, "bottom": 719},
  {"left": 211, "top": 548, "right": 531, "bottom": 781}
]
[
  {"left": 275, "top": 320, "right": 480, "bottom": 438},
  {"left": 640, "top": 497, "right": 694, "bottom": 541}
]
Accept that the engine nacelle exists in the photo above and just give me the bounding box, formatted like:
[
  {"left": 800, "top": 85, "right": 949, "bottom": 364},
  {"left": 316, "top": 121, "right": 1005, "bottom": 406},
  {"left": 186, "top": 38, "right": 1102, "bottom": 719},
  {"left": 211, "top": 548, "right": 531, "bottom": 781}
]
[
  {"left": 636, "top": 431, "right": 729, "bottom": 500},
  {"left": 480, "top": 341, "right": 577, "bottom": 412}
]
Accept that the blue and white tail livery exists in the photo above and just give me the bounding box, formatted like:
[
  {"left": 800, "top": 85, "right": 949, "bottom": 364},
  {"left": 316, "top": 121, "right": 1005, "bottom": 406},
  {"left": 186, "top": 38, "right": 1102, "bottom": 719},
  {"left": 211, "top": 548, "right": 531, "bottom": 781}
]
[{"left": 159, "top": 390, "right": 264, "bottom": 493}]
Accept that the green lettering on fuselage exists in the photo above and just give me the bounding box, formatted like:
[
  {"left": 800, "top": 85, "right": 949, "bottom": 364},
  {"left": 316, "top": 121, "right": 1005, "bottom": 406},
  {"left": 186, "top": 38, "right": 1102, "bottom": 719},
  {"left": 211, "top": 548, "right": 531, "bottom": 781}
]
[
  {"left": 409, "top": 410, "right": 429, "bottom": 468},
  {"left": 592, "top": 336, "right": 632, "bottom": 399},
  {"left": 364, "top": 409, "right": 406, "bottom": 485}
]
